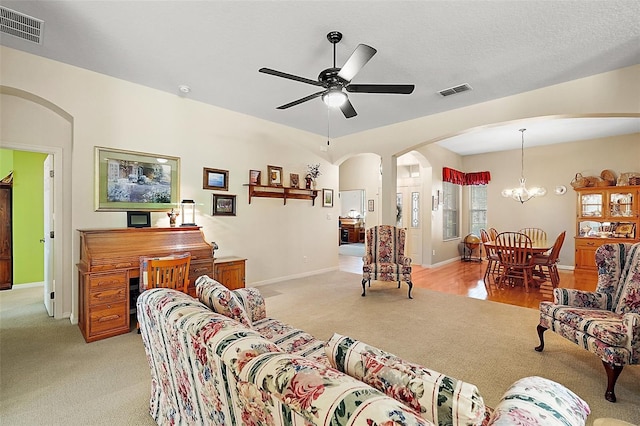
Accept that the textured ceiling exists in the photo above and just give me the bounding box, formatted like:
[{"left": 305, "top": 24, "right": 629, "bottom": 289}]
[{"left": 1, "top": 1, "right": 639, "bottom": 154}]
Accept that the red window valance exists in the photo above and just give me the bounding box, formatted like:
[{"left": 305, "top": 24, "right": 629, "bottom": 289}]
[{"left": 442, "top": 167, "right": 491, "bottom": 185}]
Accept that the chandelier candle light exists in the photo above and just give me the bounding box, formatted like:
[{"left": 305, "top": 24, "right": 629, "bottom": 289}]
[{"left": 501, "top": 128, "right": 546, "bottom": 203}]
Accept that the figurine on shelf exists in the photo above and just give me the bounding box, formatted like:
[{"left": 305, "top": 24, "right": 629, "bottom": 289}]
[
  {"left": 306, "top": 163, "right": 321, "bottom": 190},
  {"left": 305, "top": 174, "right": 313, "bottom": 190},
  {"left": 167, "top": 208, "right": 179, "bottom": 227}
]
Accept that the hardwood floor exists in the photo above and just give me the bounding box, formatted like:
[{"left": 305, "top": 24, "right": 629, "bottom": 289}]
[{"left": 339, "top": 254, "right": 597, "bottom": 309}]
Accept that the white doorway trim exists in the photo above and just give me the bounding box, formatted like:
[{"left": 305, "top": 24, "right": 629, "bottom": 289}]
[{"left": 1, "top": 142, "right": 64, "bottom": 319}]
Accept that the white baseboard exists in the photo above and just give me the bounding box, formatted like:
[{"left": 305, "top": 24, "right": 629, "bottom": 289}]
[
  {"left": 250, "top": 266, "right": 339, "bottom": 286},
  {"left": 422, "top": 257, "right": 460, "bottom": 268},
  {"left": 11, "top": 282, "right": 44, "bottom": 289}
]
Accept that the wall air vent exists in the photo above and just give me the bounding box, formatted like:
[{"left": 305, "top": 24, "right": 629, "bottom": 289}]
[
  {"left": 0, "top": 6, "right": 44, "bottom": 44},
  {"left": 438, "top": 83, "right": 472, "bottom": 97}
]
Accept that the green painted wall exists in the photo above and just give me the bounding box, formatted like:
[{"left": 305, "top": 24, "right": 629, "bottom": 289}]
[{"left": 0, "top": 149, "right": 46, "bottom": 285}]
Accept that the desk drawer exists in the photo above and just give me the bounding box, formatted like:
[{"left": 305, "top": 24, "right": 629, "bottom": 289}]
[
  {"left": 89, "top": 272, "right": 127, "bottom": 290},
  {"left": 190, "top": 262, "right": 213, "bottom": 280},
  {"left": 89, "top": 287, "right": 127, "bottom": 307},
  {"left": 89, "top": 304, "right": 128, "bottom": 336}
]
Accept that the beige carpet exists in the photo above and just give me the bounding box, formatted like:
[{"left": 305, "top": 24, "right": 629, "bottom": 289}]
[{"left": 1, "top": 271, "right": 638, "bottom": 425}]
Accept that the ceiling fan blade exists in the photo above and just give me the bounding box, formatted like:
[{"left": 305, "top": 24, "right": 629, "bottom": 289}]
[
  {"left": 276, "top": 91, "right": 325, "bottom": 109},
  {"left": 337, "top": 44, "right": 377, "bottom": 83},
  {"left": 346, "top": 84, "right": 415, "bottom": 94},
  {"left": 259, "top": 68, "right": 323, "bottom": 87},
  {"left": 339, "top": 98, "right": 357, "bottom": 118}
]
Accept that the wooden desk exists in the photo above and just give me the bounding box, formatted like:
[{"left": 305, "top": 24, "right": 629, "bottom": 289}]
[
  {"left": 77, "top": 227, "right": 214, "bottom": 342},
  {"left": 339, "top": 218, "right": 364, "bottom": 244}
]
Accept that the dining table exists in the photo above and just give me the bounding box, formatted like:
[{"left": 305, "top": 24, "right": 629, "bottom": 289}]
[
  {"left": 482, "top": 239, "right": 551, "bottom": 254},
  {"left": 482, "top": 239, "right": 553, "bottom": 291}
]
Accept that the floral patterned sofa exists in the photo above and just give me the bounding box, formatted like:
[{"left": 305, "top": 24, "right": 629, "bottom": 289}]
[
  {"left": 535, "top": 242, "right": 640, "bottom": 402},
  {"left": 137, "top": 276, "right": 591, "bottom": 425}
]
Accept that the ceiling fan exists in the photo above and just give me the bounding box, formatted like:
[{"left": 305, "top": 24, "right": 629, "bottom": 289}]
[{"left": 259, "top": 31, "right": 415, "bottom": 119}]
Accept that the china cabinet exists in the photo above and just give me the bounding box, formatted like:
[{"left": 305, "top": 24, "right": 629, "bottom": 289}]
[{"left": 574, "top": 185, "right": 639, "bottom": 284}]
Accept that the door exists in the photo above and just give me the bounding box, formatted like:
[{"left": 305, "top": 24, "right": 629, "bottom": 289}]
[
  {"left": 408, "top": 187, "right": 422, "bottom": 264},
  {"left": 43, "top": 155, "right": 54, "bottom": 316}
]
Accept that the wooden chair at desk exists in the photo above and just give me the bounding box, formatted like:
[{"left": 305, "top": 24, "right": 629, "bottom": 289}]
[
  {"left": 137, "top": 253, "right": 191, "bottom": 332},
  {"left": 143, "top": 255, "right": 191, "bottom": 293}
]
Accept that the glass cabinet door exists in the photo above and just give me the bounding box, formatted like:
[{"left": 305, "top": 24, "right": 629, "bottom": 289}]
[
  {"left": 579, "top": 193, "right": 603, "bottom": 218},
  {"left": 609, "top": 192, "right": 634, "bottom": 218}
]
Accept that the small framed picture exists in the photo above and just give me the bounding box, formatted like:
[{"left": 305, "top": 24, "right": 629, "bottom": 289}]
[
  {"left": 290, "top": 173, "right": 299, "bottom": 188},
  {"left": 322, "top": 188, "right": 334, "bottom": 207},
  {"left": 203, "top": 168, "right": 229, "bottom": 191},
  {"left": 367, "top": 199, "right": 374, "bottom": 212},
  {"left": 267, "top": 165, "right": 283, "bottom": 186},
  {"left": 212, "top": 194, "right": 236, "bottom": 216},
  {"left": 249, "top": 169, "right": 261, "bottom": 186}
]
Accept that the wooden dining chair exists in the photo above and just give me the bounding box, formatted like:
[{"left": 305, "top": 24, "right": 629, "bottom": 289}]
[
  {"left": 480, "top": 228, "right": 501, "bottom": 289},
  {"left": 495, "top": 232, "right": 535, "bottom": 292},
  {"left": 518, "top": 227, "right": 547, "bottom": 243},
  {"left": 533, "top": 231, "right": 566, "bottom": 288},
  {"left": 488, "top": 227, "right": 498, "bottom": 241}
]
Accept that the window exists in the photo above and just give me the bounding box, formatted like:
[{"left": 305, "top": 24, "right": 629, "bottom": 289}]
[
  {"left": 442, "top": 182, "right": 459, "bottom": 239},
  {"left": 469, "top": 185, "right": 487, "bottom": 237},
  {"left": 411, "top": 192, "right": 420, "bottom": 228}
]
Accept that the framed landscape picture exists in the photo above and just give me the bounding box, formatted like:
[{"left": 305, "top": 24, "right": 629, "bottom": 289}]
[
  {"left": 322, "top": 188, "right": 334, "bottom": 207},
  {"left": 203, "top": 168, "right": 229, "bottom": 191},
  {"left": 212, "top": 194, "right": 236, "bottom": 216},
  {"left": 95, "top": 147, "right": 179, "bottom": 211}
]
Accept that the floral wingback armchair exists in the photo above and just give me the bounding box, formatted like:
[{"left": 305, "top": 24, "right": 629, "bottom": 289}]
[
  {"left": 535, "top": 242, "right": 640, "bottom": 402},
  {"left": 362, "top": 225, "right": 413, "bottom": 299}
]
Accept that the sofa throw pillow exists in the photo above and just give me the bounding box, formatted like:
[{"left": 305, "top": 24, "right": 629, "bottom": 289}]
[
  {"left": 489, "top": 376, "right": 590, "bottom": 426},
  {"left": 325, "top": 333, "right": 485, "bottom": 426},
  {"left": 195, "top": 275, "right": 252, "bottom": 328}
]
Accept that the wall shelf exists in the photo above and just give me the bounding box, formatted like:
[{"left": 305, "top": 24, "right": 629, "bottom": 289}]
[{"left": 245, "top": 184, "right": 318, "bottom": 205}]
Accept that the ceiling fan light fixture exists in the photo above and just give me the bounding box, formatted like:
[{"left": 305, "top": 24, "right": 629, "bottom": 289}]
[{"left": 322, "top": 89, "right": 347, "bottom": 107}]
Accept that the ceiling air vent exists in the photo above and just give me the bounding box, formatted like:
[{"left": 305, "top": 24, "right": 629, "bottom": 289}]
[
  {"left": 0, "top": 6, "right": 44, "bottom": 44},
  {"left": 438, "top": 83, "right": 472, "bottom": 97}
]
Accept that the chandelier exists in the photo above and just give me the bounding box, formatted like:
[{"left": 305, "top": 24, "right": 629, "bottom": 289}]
[{"left": 501, "top": 128, "right": 546, "bottom": 203}]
